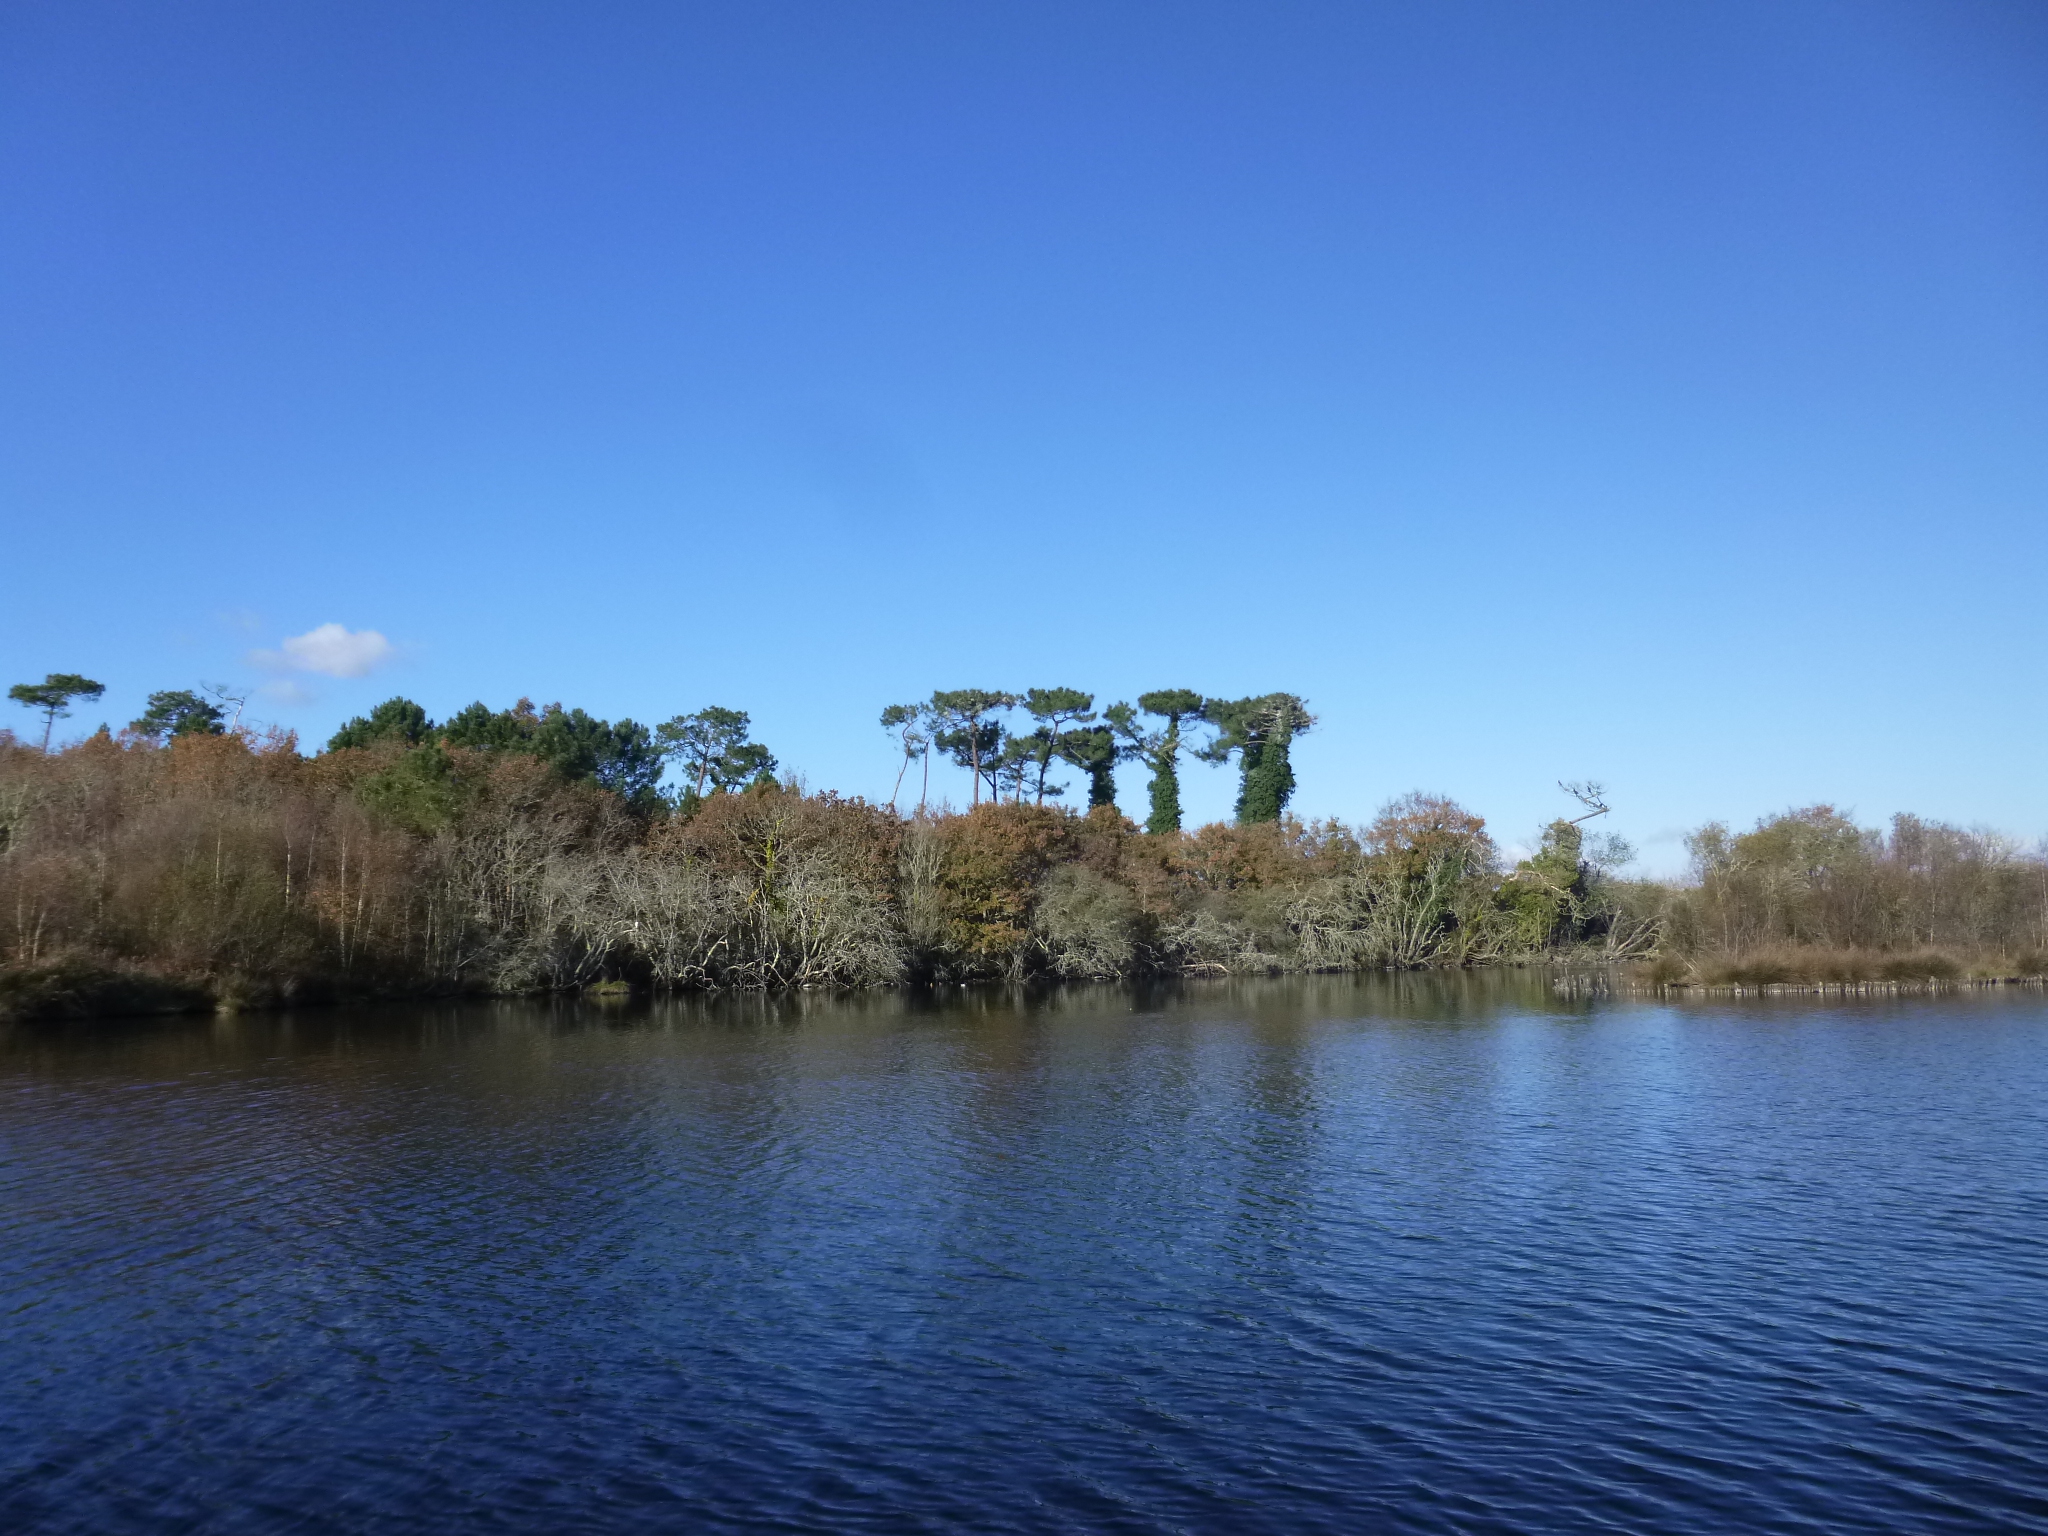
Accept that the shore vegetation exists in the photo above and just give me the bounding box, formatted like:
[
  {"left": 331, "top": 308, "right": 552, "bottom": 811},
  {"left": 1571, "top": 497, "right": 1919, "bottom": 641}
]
[{"left": 4, "top": 678, "right": 2044, "bottom": 1017}]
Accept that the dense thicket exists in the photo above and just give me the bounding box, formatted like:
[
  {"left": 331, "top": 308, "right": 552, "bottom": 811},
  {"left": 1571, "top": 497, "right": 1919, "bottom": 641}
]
[
  {"left": 2, "top": 730, "right": 2041, "bottom": 1018},
  {"left": 1648, "top": 807, "right": 2048, "bottom": 982}
]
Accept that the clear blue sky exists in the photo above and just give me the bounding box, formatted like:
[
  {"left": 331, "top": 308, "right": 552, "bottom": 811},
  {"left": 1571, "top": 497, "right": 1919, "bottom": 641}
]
[{"left": 4, "top": 1, "right": 2043, "bottom": 869}]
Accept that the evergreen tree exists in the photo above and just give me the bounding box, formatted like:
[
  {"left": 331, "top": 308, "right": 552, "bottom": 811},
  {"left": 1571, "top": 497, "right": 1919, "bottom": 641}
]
[
  {"left": 1201, "top": 693, "right": 1313, "bottom": 824},
  {"left": 993, "top": 736, "right": 1043, "bottom": 804},
  {"left": 7, "top": 673, "right": 105, "bottom": 751},
  {"left": 534, "top": 706, "right": 665, "bottom": 803},
  {"left": 328, "top": 696, "right": 434, "bottom": 751},
  {"left": 1016, "top": 687, "right": 1095, "bottom": 803},
  {"left": 1119, "top": 688, "right": 1206, "bottom": 833},
  {"left": 928, "top": 689, "right": 1017, "bottom": 806},
  {"left": 131, "top": 689, "right": 226, "bottom": 742},
  {"left": 1056, "top": 716, "right": 1123, "bottom": 808},
  {"left": 354, "top": 741, "right": 464, "bottom": 834},
  {"left": 432, "top": 697, "right": 667, "bottom": 807},
  {"left": 440, "top": 697, "right": 539, "bottom": 752},
  {"left": 656, "top": 707, "right": 777, "bottom": 806}
]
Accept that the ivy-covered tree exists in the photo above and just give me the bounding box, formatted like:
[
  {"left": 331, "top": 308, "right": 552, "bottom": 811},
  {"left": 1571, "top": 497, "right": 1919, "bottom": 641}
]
[
  {"left": 1502, "top": 819, "right": 1592, "bottom": 949},
  {"left": 1201, "top": 693, "right": 1314, "bottom": 824},
  {"left": 1115, "top": 688, "right": 1206, "bottom": 833},
  {"left": 328, "top": 696, "right": 435, "bottom": 751},
  {"left": 1056, "top": 713, "right": 1125, "bottom": 809},
  {"left": 1500, "top": 783, "right": 1631, "bottom": 950},
  {"left": 130, "top": 689, "right": 226, "bottom": 743},
  {"left": 928, "top": 689, "right": 1016, "bottom": 806},
  {"left": 8, "top": 673, "right": 105, "bottom": 751}
]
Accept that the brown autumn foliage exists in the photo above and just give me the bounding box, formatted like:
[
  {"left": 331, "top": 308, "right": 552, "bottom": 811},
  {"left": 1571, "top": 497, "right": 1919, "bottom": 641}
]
[
  {"left": 4, "top": 729, "right": 2045, "bottom": 1018},
  {"left": 0, "top": 728, "right": 638, "bottom": 1014}
]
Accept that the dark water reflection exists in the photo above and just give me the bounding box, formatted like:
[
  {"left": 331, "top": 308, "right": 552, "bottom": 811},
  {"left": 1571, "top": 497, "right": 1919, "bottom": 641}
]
[{"left": 4, "top": 977, "right": 2046, "bottom": 1533}]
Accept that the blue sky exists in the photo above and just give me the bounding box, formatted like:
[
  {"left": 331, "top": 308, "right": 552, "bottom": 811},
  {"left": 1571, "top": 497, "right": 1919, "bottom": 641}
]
[{"left": 3, "top": 1, "right": 2043, "bottom": 869}]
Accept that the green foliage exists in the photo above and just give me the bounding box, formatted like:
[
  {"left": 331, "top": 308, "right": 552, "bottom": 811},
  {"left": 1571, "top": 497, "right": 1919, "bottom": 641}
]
[
  {"left": 1015, "top": 688, "right": 1095, "bottom": 804},
  {"left": 328, "top": 696, "right": 434, "bottom": 751},
  {"left": 1501, "top": 819, "right": 1590, "bottom": 949},
  {"left": 1203, "top": 694, "right": 1312, "bottom": 823},
  {"left": 533, "top": 706, "right": 663, "bottom": 803},
  {"left": 12, "top": 716, "right": 2048, "bottom": 1010},
  {"left": 355, "top": 741, "right": 468, "bottom": 833},
  {"left": 928, "top": 689, "right": 1017, "bottom": 805},
  {"left": 34, "top": 669, "right": 2048, "bottom": 1006},
  {"left": 1146, "top": 762, "right": 1178, "bottom": 832},
  {"left": 1128, "top": 689, "right": 1206, "bottom": 834},
  {"left": 656, "top": 707, "right": 777, "bottom": 806},
  {"left": 437, "top": 696, "right": 666, "bottom": 807},
  {"left": 440, "top": 697, "right": 539, "bottom": 752},
  {"left": 131, "top": 689, "right": 226, "bottom": 743},
  {"left": 8, "top": 673, "right": 105, "bottom": 750},
  {"left": 992, "top": 735, "right": 1045, "bottom": 804},
  {"left": 1055, "top": 719, "right": 1122, "bottom": 808}
]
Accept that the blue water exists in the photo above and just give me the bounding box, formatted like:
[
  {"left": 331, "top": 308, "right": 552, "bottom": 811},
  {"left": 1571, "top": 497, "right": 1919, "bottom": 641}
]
[{"left": 3, "top": 977, "right": 2046, "bottom": 1534}]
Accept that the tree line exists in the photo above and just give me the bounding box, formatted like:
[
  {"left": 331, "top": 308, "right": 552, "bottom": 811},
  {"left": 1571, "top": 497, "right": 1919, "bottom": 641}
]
[
  {"left": 323, "top": 695, "right": 779, "bottom": 812},
  {"left": 8, "top": 674, "right": 253, "bottom": 748},
  {"left": 9, "top": 670, "right": 1322, "bottom": 833},
  {"left": 881, "top": 688, "right": 1314, "bottom": 829},
  {"left": 315, "top": 681, "right": 1318, "bottom": 831},
  {"left": 5, "top": 668, "right": 2046, "bottom": 1018}
]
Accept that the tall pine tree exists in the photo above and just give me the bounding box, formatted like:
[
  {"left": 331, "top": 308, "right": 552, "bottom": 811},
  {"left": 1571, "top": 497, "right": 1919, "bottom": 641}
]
[{"left": 1201, "top": 694, "right": 1314, "bottom": 823}]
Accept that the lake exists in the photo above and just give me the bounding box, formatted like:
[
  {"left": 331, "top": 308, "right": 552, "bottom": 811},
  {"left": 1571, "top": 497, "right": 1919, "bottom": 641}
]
[{"left": 3, "top": 977, "right": 2046, "bottom": 1534}]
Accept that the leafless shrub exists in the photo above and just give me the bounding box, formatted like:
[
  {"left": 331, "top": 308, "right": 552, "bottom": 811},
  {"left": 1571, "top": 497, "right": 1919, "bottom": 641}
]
[
  {"left": 1032, "top": 864, "right": 1140, "bottom": 978},
  {"left": 1156, "top": 905, "right": 1278, "bottom": 975}
]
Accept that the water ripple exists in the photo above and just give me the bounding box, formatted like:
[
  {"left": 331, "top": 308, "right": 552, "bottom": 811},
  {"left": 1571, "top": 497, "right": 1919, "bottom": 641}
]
[{"left": 3, "top": 981, "right": 2047, "bottom": 1533}]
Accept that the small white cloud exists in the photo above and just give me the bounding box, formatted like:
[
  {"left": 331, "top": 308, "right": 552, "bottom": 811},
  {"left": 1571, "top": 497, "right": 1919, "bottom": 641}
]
[{"left": 252, "top": 623, "right": 395, "bottom": 679}]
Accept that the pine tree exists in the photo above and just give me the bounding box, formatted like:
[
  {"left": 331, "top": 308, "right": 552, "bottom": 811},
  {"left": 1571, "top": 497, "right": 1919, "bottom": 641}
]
[
  {"left": 1201, "top": 694, "right": 1313, "bottom": 824},
  {"left": 131, "top": 689, "right": 227, "bottom": 742},
  {"left": 7, "top": 673, "right": 105, "bottom": 751},
  {"left": 1131, "top": 689, "right": 1205, "bottom": 833}
]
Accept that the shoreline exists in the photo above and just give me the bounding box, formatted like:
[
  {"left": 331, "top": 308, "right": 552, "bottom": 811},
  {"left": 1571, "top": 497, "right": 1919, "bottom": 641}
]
[
  {"left": 1557, "top": 973, "right": 2048, "bottom": 999},
  {"left": 12, "top": 957, "right": 2048, "bottom": 1026}
]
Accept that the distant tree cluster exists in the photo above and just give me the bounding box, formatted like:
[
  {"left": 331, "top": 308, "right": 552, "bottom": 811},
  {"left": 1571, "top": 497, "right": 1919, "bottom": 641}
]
[
  {"left": 880, "top": 688, "right": 1314, "bottom": 830},
  {"left": 9, "top": 667, "right": 1307, "bottom": 832},
  {"left": 5, "top": 671, "right": 783, "bottom": 821},
  {"left": 324, "top": 696, "right": 777, "bottom": 815},
  {"left": 5, "top": 674, "right": 251, "bottom": 749}
]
